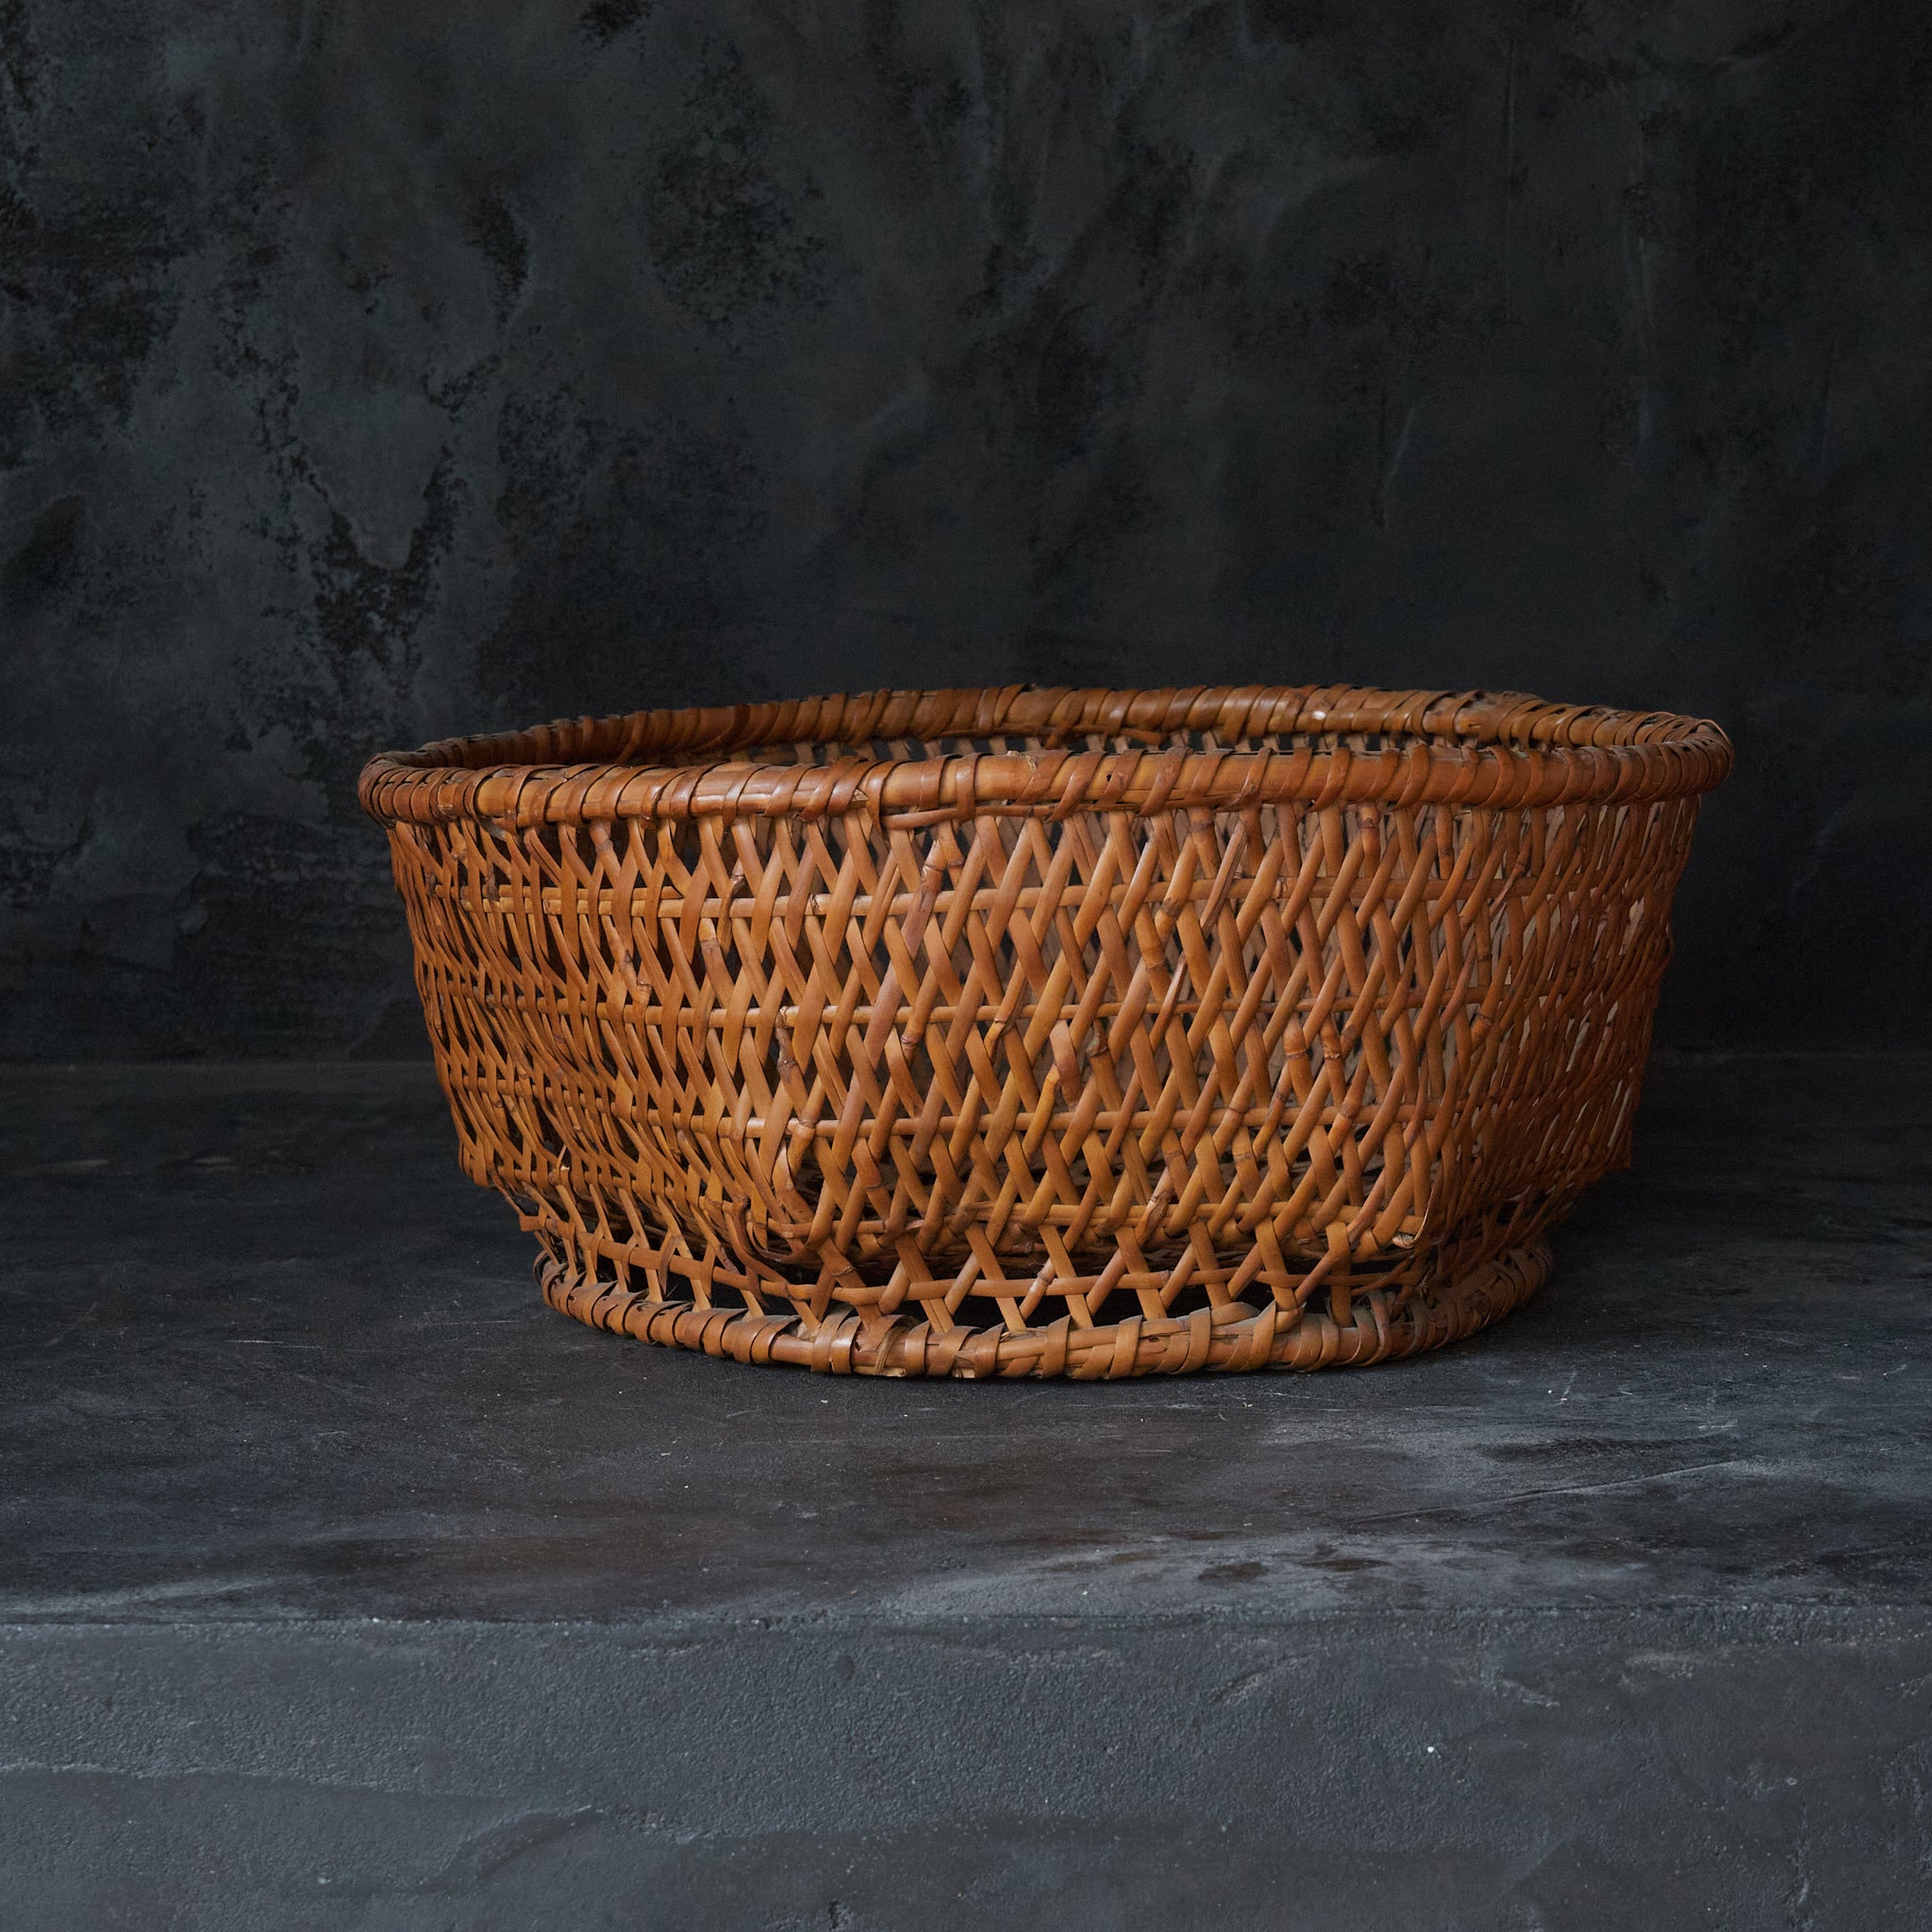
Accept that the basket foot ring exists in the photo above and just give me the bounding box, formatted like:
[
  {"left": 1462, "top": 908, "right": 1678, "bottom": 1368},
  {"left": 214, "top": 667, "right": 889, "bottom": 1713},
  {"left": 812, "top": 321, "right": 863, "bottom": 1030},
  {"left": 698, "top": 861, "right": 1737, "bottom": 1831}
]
[{"left": 537, "top": 1241, "right": 1553, "bottom": 1381}]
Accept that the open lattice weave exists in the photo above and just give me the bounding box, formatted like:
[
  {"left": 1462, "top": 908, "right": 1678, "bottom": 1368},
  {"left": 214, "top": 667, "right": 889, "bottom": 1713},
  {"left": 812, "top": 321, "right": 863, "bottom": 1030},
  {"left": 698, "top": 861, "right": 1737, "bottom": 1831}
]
[{"left": 361, "top": 684, "right": 1730, "bottom": 1378}]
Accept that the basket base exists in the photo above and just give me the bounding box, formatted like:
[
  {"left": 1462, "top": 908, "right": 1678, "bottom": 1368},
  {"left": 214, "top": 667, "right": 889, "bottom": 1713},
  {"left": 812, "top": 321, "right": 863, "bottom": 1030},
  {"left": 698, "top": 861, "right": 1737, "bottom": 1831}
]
[{"left": 537, "top": 1241, "right": 1552, "bottom": 1380}]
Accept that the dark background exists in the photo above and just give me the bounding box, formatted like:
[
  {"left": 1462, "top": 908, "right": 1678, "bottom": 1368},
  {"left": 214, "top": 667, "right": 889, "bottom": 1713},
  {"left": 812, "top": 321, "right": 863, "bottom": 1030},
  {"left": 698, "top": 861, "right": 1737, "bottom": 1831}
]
[{"left": 3, "top": 0, "right": 1926, "bottom": 1059}]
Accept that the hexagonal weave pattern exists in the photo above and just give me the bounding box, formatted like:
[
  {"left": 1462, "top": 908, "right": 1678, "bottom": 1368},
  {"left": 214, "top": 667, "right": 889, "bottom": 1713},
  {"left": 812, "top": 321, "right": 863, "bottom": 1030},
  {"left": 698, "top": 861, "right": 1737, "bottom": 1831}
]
[{"left": 360, "top": 684, "right": 1729, "bottom": 1378}]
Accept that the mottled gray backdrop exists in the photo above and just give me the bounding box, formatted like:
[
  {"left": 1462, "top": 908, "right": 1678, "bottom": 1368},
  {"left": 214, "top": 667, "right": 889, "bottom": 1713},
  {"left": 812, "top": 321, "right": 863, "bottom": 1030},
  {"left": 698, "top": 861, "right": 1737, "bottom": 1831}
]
[{"left": 3, "top": 0, "right": 1926, "bottom": 1057}]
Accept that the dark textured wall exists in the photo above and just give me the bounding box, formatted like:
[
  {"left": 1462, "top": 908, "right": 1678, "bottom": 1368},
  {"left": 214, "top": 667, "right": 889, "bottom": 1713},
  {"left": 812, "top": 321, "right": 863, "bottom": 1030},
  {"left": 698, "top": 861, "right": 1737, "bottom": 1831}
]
[{"left": 2, "top": 0, "right": 1926, "bottom": 1058}]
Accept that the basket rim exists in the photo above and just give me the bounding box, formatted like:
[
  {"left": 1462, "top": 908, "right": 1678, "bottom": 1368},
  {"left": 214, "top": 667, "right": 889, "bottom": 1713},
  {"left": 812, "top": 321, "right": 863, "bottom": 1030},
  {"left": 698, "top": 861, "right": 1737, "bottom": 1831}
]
[{"left": 359, "top": 682, "right": 1732, "bottom": 826}]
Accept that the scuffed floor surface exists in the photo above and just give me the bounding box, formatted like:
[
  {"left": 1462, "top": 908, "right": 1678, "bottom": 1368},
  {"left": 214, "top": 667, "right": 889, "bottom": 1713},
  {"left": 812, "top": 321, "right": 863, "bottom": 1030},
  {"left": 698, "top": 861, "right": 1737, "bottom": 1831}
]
[{"left": 3, "top": 1053, "right": 1929, "bottom": 1928}]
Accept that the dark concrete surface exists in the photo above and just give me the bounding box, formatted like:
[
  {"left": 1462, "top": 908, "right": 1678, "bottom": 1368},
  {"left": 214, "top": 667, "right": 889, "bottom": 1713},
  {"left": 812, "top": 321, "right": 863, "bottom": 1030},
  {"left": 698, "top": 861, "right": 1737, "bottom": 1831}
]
[
  {"left": 3, "top": 1052, "right": 1929, "bottom": 1925},
  {"left": 5, "top": 0, "right": 1932, "bottom": 1059}
]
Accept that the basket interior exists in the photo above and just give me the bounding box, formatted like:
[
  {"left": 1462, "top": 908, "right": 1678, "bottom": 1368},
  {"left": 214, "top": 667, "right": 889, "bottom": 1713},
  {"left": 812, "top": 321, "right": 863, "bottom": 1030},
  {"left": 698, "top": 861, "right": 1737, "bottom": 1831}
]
[
  {"left": 625, "top": 684, "right": 1657, "bottom": 772},
  {"left": 660, "top": 724, "right": 1420, "bottom": 767}
]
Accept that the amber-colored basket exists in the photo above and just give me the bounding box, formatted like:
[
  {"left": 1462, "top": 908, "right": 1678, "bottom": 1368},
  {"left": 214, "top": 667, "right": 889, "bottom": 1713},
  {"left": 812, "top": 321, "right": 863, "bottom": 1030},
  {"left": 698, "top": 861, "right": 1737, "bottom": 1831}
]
[{"left": 361, "top": 684, "right": 1729, "bottom": 1380}]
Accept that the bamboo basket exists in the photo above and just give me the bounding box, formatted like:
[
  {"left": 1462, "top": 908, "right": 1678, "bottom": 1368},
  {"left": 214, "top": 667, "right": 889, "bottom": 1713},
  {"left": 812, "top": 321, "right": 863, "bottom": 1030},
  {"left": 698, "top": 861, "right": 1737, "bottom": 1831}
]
[{"left": 361, "top": 683, "right": 1730, "bottom": 1379}]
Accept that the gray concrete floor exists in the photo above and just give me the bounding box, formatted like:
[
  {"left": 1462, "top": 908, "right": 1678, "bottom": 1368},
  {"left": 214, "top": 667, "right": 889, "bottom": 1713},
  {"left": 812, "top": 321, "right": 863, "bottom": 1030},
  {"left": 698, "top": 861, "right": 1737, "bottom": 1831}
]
[{"left": 3, "top": 1054, "right": 1928, "bottom": 1928}]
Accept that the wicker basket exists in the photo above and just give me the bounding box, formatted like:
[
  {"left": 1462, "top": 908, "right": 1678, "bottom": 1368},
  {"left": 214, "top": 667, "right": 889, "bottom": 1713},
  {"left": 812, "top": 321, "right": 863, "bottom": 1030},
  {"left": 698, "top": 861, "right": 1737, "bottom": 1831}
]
[{"left": 361, "top": 684, "right": 1729, "bottom": 1379}]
